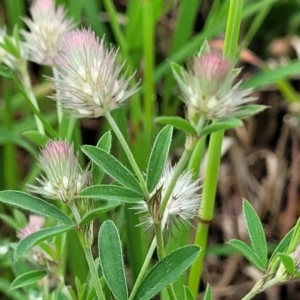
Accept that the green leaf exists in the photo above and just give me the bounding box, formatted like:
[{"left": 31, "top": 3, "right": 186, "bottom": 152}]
[
  {"left": 200, "top": 118, "right": 242, "bottom": 137},
  {"left": 93, "top": 131, "right": 112, "bottom": 185},
  {"left": 228, "top": 240, "right": 265, "bottom": 270},
  {"left": 0, "top": 214, "right": 19, "bottom": 230},
  {"left": 99, "top": 220, "right": 128, "bottom": 300},
  {"left": 278, "top": 253, "right": 295, "bottom": 275},
  {"left": 233, "top": 105, "right": 267, "bottom": 119},
  {"left": 184, "top": 286, "right": 194, "bottom": 300},
  {"left": 243, "top": 199, "right": 268, "bottom": 269},
  {"left": 0, "top": 64, "right": 13, "bottom": 78},
  {"left": 170, "top": 61, "right": 185, "bottom": 82},
  {"left": 155, "top": 117, "right": 196, "bottom": 134},
  {"left": 15, "top": 225, "right": 74, "bottom": 260},
  {"left": 10, "top": 270, "right": 46, "bottom": 290},
  {"left": 0, "top": 191, "right": 74, "bottom": 225},
  {"left": 82, "top": 145, "right": 142, "bottom": 194},
  {"left": 0, "top": 128, "right": 36, "bottom": 155},
  {"left": 22, "top": 130, "right": 49, "bottom": 147},
  {"left": 287, "top": 218, "right": 300, "bottom": 254},
  {"left": 80, "top": 201, "right": 120, "bottom": 226},
  {"left": 242, "top": 60, "right": 300, "bottom": 89},
  {"left": 146, "top": 125, "right": 173, "bottom": 192},
  {"left": 269, "top": 228, "right": 294, "bottom": 263},
  {"left": 134, "top": 245, "right": 200, "bottom": 300},
  {"left": 80, "top": 185, "right": 143, "bottom": 203},
  {"left": 203, "top": 284, "right": 212, "bottom": 300}
]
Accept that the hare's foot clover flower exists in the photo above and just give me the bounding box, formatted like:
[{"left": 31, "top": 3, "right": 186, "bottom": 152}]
[
  {"left": 136, "top": 163, "right": 200, "bottom": 231},
  {"left": 50, "top": 28, "right": 139, "bottom": 118},
  {"left": 173, "top": 42, "right": 256, "bottom": 122},
  {"left": 29, "top": 140, "right": 88, "bottom": 203},
  {"left": 22, "top": 0, "right": 75, "bottom": 66}
]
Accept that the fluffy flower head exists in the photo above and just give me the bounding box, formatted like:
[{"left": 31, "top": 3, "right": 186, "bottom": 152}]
[
  {"left": 136, "top": 163, "right": 200, "bottom": 230},
  {"left": 51, "top": 28, "right": 138, "bottom": 118},
  {"left": 22, "top": 0, "right": 75, "bottom": 65},
  {"left": 29, "top": 140, "right": 88, "bottom": 203},
  {"left": 174, "top": 42, "right": 255, "bottom": 121}
]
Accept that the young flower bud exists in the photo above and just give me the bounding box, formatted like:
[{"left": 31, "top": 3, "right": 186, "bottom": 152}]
[
  {"left": 173, "top": 43, "right": 255, "bottom": 122},
  {"left": 136, "top": 163, "right": 200, "bottom": 231},
  {"left": 21, "top": 0, "right": 75, "bottom": 66},
  {"left": 50, "top": 28, "right": 139, "bottom": 118},
  {"left": 29, "top": 140, "right": 88, "bottom": 203}
]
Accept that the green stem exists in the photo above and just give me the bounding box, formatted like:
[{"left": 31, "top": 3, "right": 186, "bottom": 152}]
[
  {"left": 19, "top": 61, "right": 45, "bottom": 135},
  {"left": 105, "top": 111, "right": 150, "bottom": 200},
  {"left": 188, "top": 130, "right": 224, "bottom": 295},
  {"left": 155, "top": 222, "right": 177, "bottom": 300},
  {"left": 69, "top": 203, "right": 105, "bottom": 300},
  {"left": 188, "top": 0, "right": 243, "bottom": 296},
  {"left": 52, "top": 67, "right": 63, "bottom": 125},
  {"left": 129, "top": 238, "right": 157, "bottom": 300},
  {"left": 142, "top": 0, "right": 155, "bottom": 138},
  {"left": 83, "top": 246, "right": 105, "bottom": 300}
]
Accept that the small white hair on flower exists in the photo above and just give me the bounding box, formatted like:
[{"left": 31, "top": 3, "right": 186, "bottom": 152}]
[
  {"left": 21, "top": 0, "right": 75, "bottom": 66},
  {"left": 50, "top": 28, "right": 139, "bottom": 118},
  {"left": 136, "top": 163, "right": 200, "bottom": 231},
  {"left": 29, "top": 140, "right": 88, "bottom": 203},
  {"left": 173, "top": 43, "right": 255, "bottom": 121}
]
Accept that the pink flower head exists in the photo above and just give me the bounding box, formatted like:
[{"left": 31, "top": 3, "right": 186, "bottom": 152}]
[
  {"left": 17, "top": 215, "right": 45, "bottom": 240},
  {"left": 51, "top": 28, "right": 138, "bottom": 118},
  {"left": 29, "top": 140, "right": 88, "bottom": 203},
  {"left": 193, "top": 52, "right": 232, "bottom": 85},
  {"left": 173, "top": 42, "right": 255, "bottom": 121},
  {"left": 22, "top": 0, "right": 75, "bottom": 65}
]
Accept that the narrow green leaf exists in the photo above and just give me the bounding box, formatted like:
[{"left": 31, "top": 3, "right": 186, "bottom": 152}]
[
  {"left": 203, "top": 284, "right": 212, "bottom": 300},
  {"left": 15, "top": 225, "right": 74, "bottom": 260},
  {"left": 242, "top": 60, "right": 300, "bottom": 89},
  {"left": 228, "top": 239, "right": 265, "bottom": 270},
  {"left": 200, "top": 118, "right": 242, "bottom": 137},
  {"left": 234, "top": 105, "right": 267, "bottom": 120},
  {"left": 243, "top": 199, "right": 268, "bottom": 268},
  {"left": 0, "top": 191, "right": 74, "bottom": 225},
  {"left": 134, "top": 245, "right": 200, "bottom": 300},
  {"left": 170, "top": 61, "right": 185, "bottom": 81},
  {"left": 22, "top": 130, "right": 49, "bottom": 147},
  {"left": 278, "top": 253, "right": 295, "bottom": 275},
  {"left": 92, "top": 131, "right": 112, "bottom": 185},
  {"left": 269, "top": 228, "right": 294, "bottom": 263},
  {"left": 99, "top": 220, "right": 128, "bottom": 300},
  {"left": 146, "top": 125, "right": 173, "bottom": 192},
  {"left": 0, "top": 128, "right": 36, "bottom": 154},
  {"left": 287, "top": 218, "right": 300, "bottom": 254},
  {"left": 10, "top": 270, "right": 46, "bottom": 290},
  {"left": 80, "top": 201, "right": 120, "bottom": 226},
  {"left": 184, "top": 286, "right": 194, "bottom": 300},
  {"left": 0, "top": 64, "right": 13, "bottom": 78},
  {"left": 155, "top": 117, "right": 196, "bottom": 134},
  {"left": 80, "top": 185, "right": 143, "bottom": 203},
  {"left": 82, "top": 146, "right": 142, "bottom": 194}
]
